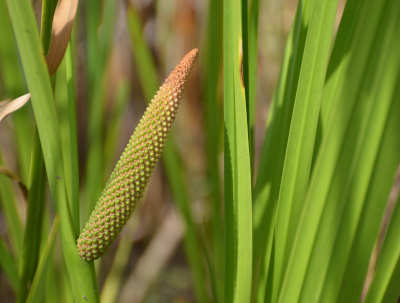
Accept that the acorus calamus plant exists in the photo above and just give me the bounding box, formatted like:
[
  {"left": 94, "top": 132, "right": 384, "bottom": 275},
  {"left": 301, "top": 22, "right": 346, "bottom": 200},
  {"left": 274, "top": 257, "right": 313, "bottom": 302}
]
[{"left": 77, "top": 49, "right": 198, "bottom": 261}]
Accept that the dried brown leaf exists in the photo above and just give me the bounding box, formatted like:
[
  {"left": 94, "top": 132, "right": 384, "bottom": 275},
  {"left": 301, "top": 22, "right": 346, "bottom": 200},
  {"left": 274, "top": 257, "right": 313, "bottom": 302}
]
[
  {"left": 45, "top": 0, "right": 78, "bottom": 75},
  {"left": 0, "top": 93, "right": 31, "bottom": 123}
]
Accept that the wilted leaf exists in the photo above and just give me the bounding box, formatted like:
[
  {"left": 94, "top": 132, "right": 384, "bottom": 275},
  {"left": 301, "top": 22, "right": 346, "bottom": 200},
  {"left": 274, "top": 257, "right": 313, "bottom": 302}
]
[
  {"left": 0, "top": 93, "right": 30, "bottom": 122},
  {"left": 45, "top": 0, "right": 78, "bottom": 75}
]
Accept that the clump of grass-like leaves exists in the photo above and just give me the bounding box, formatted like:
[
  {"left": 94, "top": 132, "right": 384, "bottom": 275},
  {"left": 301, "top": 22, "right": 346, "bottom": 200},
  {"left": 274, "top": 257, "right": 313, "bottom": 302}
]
[{"left": 2, "top": 0, "right": 400, "bottom": 302}]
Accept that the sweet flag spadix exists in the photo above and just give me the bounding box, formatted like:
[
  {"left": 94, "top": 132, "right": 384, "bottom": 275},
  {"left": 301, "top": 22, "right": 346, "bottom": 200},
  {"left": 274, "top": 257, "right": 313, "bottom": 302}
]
[{"left": 77, "top": 49, "right": 198, "bottom": 261}]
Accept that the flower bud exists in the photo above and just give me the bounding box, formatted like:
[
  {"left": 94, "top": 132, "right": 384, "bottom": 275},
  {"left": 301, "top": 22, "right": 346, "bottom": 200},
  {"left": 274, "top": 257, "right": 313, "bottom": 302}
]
[{"left": 77, "top": 49, "right": 198, "bottom": 261}]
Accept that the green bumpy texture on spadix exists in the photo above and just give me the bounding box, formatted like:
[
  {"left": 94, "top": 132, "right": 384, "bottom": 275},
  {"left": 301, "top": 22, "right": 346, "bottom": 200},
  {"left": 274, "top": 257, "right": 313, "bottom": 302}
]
[{"left": 77, "top": 49, "right": 198, "bottom": 261}]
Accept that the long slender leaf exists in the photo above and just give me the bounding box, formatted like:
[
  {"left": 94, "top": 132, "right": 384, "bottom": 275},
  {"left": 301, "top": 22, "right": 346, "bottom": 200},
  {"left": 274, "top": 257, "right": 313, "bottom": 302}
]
[
  {"left": 0, "top": 0, "right": 32, "bottom": 183},
  {"left": 273, "top": 1, "right": 339, "bottom": 300},
  {"left": 5, "top": 0, "right": 98, "bottom": 301},
  {"left": 203, "top": 0, "right": 223, "bottom": 300},
  {"left": 40, "top": 0, "right": 58, "bottom": 54},
  {"left": 0, "top": 3, "right": 26, "bottom": 261},
  {"left": 26, "top": 217, "right": 60, "bottom": 303},
  {"left": 302, "top": 2, "right": 400, "bottom": 302},
  {"left": 0, "top": 0, "right": 24, "bottom": 98},
  {"left": 0, "top": 154, "right": 23, "bottom": 259},
  {"left": 19, "top": 135, "right": 46, "bottom": 303},
  {"left": 277, "top": 0, "right": 396, "bottom": 302},
  {"left": 365, "top": 191, "right": 400, "bottom": 303},
  {"left": 84, "top": 0, "right": 118, "bottom": 215},
  {"left": 126, "top": 4, "right": 159, "bottom": 100},
  {"left": 224, "top": 0, "right": 253, "bottom": 302},
  {"left": 253, "top": 3, "right": 314, "bottom": 295},
  {"left": 55, "top": 44, "right": 80, "bottom": 234},
  {"left": 241, "top": 0, "right": 251, "bottom": 169},
  {"left": 352, "top": 119, "right": 400, "bottom": 302},
  {"left": 346, "top": 26, "right": 400, "bottom": 303},
  {"left": 100, "top": 224, "right": 134, "bottom": 303},
  {"left": 18, "top": 10, "right": 54, "bottom": 299},
  {"left": 0, "top": 239, "right": 19, "bottom": 292},
  {"left": 242, "top": 0, "right": 259, "bottom": 172}
]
